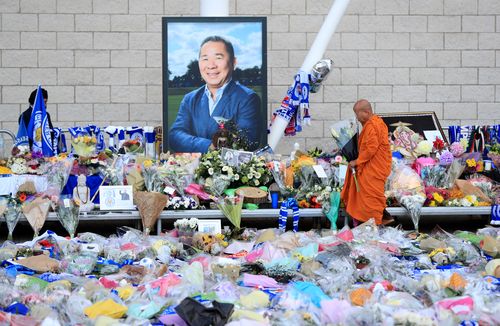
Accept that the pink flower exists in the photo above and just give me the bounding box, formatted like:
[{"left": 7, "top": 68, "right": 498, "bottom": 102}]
[
  {"left": 334, "top": 155, "right": 343, "bottom": 163},
  {"left": 449, "top": 142, "right": 465, "bottom": 157}
]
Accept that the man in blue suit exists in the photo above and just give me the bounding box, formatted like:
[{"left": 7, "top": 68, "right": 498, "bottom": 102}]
[{"left": 168, "top": 36, "right": 262, "bottom": 153}]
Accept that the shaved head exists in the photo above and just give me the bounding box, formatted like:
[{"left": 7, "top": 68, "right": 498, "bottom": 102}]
[
  {"left": 353, "top": 99, "right": 373, "bottom": 113},
  {"left": 353, "top": 99, "right": 374, "bottom": 125}
]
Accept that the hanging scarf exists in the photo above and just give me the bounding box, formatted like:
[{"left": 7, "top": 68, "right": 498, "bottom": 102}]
[{"left": 279, "top": 198, "right": 300, "bottom": 232}]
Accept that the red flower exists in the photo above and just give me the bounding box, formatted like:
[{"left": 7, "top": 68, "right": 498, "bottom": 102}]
[
  {"left": 433, "top": 137, "right": 445, "bottom": 152},
  {"left": 18, "top": 193, "right": 27, "bottom": 202}
]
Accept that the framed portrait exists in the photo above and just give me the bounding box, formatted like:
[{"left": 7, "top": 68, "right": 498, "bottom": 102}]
[
  {"left": 378, "top": 111, "right": 448, "bottom": 143},
  {"left": 162, "top": 17, "right": 268, "bottom": 153},
  {"left": 221, "top": 147, "right": 254, "bottom": 167},
  {"left": 99, "top": 185, "right": 134, "bottom": 210},
  {"left": 197, "top": 219, "right": 222, "bottom": 235}
]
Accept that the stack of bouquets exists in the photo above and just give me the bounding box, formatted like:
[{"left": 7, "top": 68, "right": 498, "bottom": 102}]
[{"left": 388, "top": 161, "right": 426, "bottom": 231}]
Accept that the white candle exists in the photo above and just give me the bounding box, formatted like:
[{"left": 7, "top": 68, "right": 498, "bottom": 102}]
[{"left": 200, "top": 0, "right": 229, "bottom": 16}]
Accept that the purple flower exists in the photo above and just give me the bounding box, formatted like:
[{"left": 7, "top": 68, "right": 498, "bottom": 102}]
[
  {"left": 31, "top": 151, "right": 44, "bottom": 159},
  {"left": 439, "top": 150, "right": 454, "bottom": 166}
]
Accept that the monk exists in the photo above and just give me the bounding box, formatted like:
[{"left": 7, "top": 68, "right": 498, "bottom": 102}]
[{"left": 340, "top": 99, "right": 392, "bottom": 225}]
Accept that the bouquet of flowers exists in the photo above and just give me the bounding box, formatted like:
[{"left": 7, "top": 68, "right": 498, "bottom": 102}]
[
  {"left": 7, "top": 156, "right": 28, "bottom": 174},
  {"left": 174, "top": 217, "right": 198, "bottom": 246},
  {"left": 22, "top": 197, "right": 51, "bottom": 238},
  {"left": 71, "top": 134, "right": 97, "bottom": 157},
  {"left": 135, "top": 191, "right": 168, "bottom": 235},
  {"left": 217, "top": 194, "right": 244, "bottom": 231},
  {"left": 166, "top": 196, "right": 198, "bottom": 210},
  {"left": 196, "top": 150, "right": 271, "bottom": 190},
  {"left": 425, "top": 186, "right": 450, "bottom": 207},
  {"left": 174, "top": 217, "right": 199, "bottom": 234},
  {"left": 421, "top": 164, "right": 448, "bottom": 188},
  {"left": 388, "top": 162, "right": 426, "bottom": 231},
  {"left": 55, "top": 196, "right": 80, "bottom": 238},
  {"left": 99, "top": 155, "right": 124, "bottom": 185},
  {"left": 42, "top": 156, "right": 74, "bottom": 197},
  {"left": 330, "top": 120, "right": 359, "bottom": 191},
  {"left": 142, "top": 160, "right": 164, "bottom": 193},
  {"left": 487, "top": 143, "right": 500, "bottom": 168},
  {"left": 122, "top": 139, "right": 144, "bottom": 154},
  {"left": 266, "top": 158, "right": 295, "bottom": 197},
  {"left": 0, "top": 196, "right": 23, "bottom": 241}
]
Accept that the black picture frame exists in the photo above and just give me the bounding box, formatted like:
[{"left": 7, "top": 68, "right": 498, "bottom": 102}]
[
  {"left": 162, "top": 16, "right": 267, "bottom": 152},
  {"left": 378, "top": 111, "right": 448, "bottom": 143}
]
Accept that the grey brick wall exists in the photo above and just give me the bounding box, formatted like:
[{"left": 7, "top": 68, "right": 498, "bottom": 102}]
[{"left": 0, "top": 0, "right": 499, "bottom": 154}]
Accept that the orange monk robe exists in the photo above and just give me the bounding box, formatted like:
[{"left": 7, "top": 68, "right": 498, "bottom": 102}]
[{"left": 340, "top": 115, "right": 392, "bottom": 224}]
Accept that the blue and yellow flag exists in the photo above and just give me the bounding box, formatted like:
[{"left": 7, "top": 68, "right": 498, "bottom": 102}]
[{"left": 27, "top": 85, "right": 54, "bottom": 157}]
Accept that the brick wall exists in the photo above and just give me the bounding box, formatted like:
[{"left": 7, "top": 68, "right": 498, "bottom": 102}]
[{"left": 0, "top": 0, "right": 499, "bottom": 154}]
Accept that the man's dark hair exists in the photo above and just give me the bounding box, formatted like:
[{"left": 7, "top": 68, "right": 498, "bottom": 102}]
[
  {"left": 28, "top": 88, "right": 48, "bottom": 106},
  {"left": 199, "top": 36, "right": 235, "bottom": 63}
]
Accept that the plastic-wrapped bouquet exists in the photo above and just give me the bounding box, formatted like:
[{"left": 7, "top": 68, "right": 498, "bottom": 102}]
[
  {"left": 421, "top": 164, "right": 448, "bottom": 188},
  {"left": 55, "top": 196, "right": 80, "bottom": 238},
  {"left": 22, "top": 197, "right": 51, "bottom": 238},
  {"left": 71, "top": 134, "right": 97, "bottom": 157},
  {"left": 1, "top": 196, "right": 23, "bottom": 241},
  {"left": 174, "top": 217, "right": 199, "bottom": 233},
  {"left": 487, "top": 143, "right": 500, "bottom": 168},
  {"left": 122, "top": 139, "right": 144, "bottom": 154},
  {"left": 174, "top": 217, "right": 199, "bottom": 246},
  {"left": 42, "top": 156, "right": 74, "bottom": 197},
  {"left": 330, "top": 120, "right": 359, "bottom": 191},
  {"left": 388, "top": 162, "right": 426, "bottom": 231},
  {"left": 217, "top": 194, "right": 244, "bottom": 231},
  {"left": 142, "top": 160, "right": 164, "bottom": 193}
]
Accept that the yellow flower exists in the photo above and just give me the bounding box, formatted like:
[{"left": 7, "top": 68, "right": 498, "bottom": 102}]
[
  {"left": 460, "top": 138, "right": 469, "bottom": 149},
  {"left": 429, "top": 200, "right": 437, "bottom": 207},
  {"left": 466, "top": 158, "right": 476, "bottom": 167},
  {"left": 433, "top": 192, "right": 444, "bottom": 204},
  {"left": 143, "top": 159, "right": 153, "bottom": 168}
]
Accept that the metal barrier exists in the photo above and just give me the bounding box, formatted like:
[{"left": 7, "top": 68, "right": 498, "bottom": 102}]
[{"left": 0, "top": 129, "right": 15, "bottom": 159}]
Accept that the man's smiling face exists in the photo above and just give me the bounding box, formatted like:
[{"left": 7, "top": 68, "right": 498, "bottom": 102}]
[{"left": 199, "top": 41, "right": 235, "bottom": 93}]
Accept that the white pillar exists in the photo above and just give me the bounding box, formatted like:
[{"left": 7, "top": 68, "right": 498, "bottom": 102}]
[
  {"left": 300, "top": 0, "right": 351, "bottom": 73},
  {"left": 268, "top": 0, "right": 351, "bottom": 151},
  {"left": 200, "top": 0, "right": 229, "bottom": 16}
]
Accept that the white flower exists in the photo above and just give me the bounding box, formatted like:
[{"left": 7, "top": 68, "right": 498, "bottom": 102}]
[
  {"left": 208, "top": 168, "right": 214, "bottom": 175},
  {"left": 254, "top": 179, "right": 260, "bottom": 186},
  {"left": 234, "top": 174, "right": 240, "bottom": 181},
  {"left": 254, "top": 172, "right": 261, "bottom": 179},
  {"left": 188, "top": 218, "right": 197, "bottom": 229}
]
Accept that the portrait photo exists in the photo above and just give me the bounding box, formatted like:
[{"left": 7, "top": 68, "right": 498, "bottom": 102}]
[{"left": 162, "top": 17, "right": 267, "bottom": 153}]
